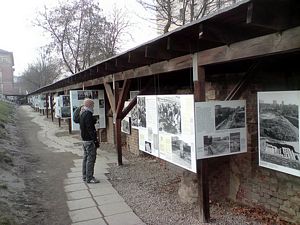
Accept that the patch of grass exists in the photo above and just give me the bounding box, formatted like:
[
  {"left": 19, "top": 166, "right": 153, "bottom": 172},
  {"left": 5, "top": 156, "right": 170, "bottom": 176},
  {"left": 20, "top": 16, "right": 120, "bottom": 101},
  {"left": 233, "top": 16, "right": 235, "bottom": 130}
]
[
  {"left": 0, "top": 215, "right": 15, "bottom": 225},
  {"left": 0, "top": 183, "right": 7, "bottom": 189},
  {"left": 0, "top": 101, "right": 13, "bottom": 123}
]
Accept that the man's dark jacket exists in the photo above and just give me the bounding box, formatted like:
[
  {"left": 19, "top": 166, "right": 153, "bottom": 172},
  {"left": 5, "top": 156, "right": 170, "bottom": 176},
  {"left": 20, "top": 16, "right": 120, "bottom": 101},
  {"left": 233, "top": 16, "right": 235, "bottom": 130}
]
[{"left": 80, "top": 110, "right": 97, "bottom": 142}]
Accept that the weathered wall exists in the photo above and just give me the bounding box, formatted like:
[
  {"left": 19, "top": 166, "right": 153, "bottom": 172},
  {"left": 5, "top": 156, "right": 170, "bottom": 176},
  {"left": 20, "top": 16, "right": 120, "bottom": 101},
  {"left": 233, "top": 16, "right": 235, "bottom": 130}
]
[
  {"left": 207, "top": 71, "right": 300, "bottom": 224},
  {"left": 106, "top": 116, "right": 114, "bottom": 144},
  {"left": 124, "top": 128, "right": 140, "bottom": 155}
]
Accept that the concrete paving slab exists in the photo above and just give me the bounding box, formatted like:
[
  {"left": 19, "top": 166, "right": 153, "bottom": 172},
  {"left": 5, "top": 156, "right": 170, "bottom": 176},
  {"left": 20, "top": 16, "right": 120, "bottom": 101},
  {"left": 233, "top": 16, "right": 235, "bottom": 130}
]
[
  {"left": 67, "top": 198, "right": 96, "bottom": 211},
  {"left": 64, "top": 177, "right": 84, "bottom": 185},
  {"left": 69, "top": 207, "right": 102, "bottom": 223},
  {"left": 68, "top": 171, "right": 82, "bottom": 178},
  {"left": 72, "top": 218, "right": 107, "bottom": 225},
  {"left": 105, "top": 212, "right": 144, "bottom": 225},
  {"left": 94, "top": 174, "right": 109, "bottom": 180},
  {"left": 71, "top": 167, "right": 82, "bottom": 172},
  {"left": 98, "top": 201, "right": 132, "bottom": 216},
  {"left": 65, "top": 183, "right": 87, "bottom": 192},
  {"left": 94, "top": 193, "right": 124, "bottom": 206},
  {"left": 67, "top": 190, "right": 91, "bottom": 200},
  {"left": 94, "top": 163, "right": 110, "bottom": 169},
  {"left": 90, "top": 186, "right": 118, "bottom": 197},
  {"left": 73, "top": 159, "right": 83, "bottom": 163},
  {"left": 86, "top": 181, "right": 112, "bottom": 189},
  {"left": 94, "top": 168, "right": 110, "bottom": 174}
]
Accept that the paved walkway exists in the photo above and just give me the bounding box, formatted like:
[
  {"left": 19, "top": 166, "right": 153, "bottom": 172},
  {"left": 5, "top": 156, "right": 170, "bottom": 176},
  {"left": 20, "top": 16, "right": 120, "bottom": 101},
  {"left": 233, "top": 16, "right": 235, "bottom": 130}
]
[{"left": 25, "top": 107, "right": 145, "bottom": 225}]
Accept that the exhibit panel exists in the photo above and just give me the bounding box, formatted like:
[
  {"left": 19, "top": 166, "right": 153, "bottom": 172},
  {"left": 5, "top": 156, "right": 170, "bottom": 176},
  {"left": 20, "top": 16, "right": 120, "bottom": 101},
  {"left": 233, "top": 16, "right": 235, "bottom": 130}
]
[
  {"left": 258, "top": 91, "right": 300, "bottom": 177},
  {"left": 137, "top": 94, "right": 197, "bottom": 172},
  {"left": 59, "top": 95, "right": 71, "bottom": 118},
  {"left": 138, "top": 95, "right": 159, "bottom": 157},
  {"left": 54, "top": 96, "right": 60, "bottom": 118},
  {"left": 38, "top": 95, "right": 46, "bottom": 110},
  {"left": 158, "top": 95, "right": 196, "bottom": 172},
  {"left": 121, "top": 101, "right": 131, "bottom": 134},
  {"left": 70, "top": 90, "right": 106, "bottom": 131},
  {"left": 195, "top": 100, "right": 247, "bottom": 159}
]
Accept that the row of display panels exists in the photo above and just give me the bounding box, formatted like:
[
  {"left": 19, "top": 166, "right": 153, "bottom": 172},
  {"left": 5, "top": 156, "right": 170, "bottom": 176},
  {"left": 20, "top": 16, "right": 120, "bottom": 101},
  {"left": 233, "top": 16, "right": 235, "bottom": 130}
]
[
  {"left": 29, "top": 90, "right": 106, "bottom": 131},
  {"left": 30, "top": 90, "right": 300, "bottom": 177},
  {"left": 123, "top": 92, "right": 300, "bottom": 177},
  {"left": 28, "top": 95, "right": 46, "bottom": 109}
]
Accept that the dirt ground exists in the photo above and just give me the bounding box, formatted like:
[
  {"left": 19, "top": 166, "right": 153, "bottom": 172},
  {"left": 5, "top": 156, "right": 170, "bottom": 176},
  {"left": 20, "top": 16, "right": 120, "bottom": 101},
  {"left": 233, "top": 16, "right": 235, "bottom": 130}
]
[{"left": 0, "top": 105, "right": 75, "bottom": 225}]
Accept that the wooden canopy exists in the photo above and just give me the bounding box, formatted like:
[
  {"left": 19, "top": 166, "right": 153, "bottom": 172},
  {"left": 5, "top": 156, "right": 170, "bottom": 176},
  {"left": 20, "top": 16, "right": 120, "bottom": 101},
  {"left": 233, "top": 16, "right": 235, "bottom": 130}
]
[{"left": 28, "top": 0, "right": 300, "bottom": 95}]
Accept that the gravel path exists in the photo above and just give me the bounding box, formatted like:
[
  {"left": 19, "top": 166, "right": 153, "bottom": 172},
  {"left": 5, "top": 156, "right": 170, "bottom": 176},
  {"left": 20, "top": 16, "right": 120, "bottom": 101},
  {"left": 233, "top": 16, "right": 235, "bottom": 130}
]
[{"left": 107, "top": 150, "right": 291, "bottom": 225}]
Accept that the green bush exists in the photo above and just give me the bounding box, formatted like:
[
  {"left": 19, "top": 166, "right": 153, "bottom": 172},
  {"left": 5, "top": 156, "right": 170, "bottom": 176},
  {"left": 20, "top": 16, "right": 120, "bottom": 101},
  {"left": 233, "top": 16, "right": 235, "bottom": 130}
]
[{"left": 0, "top": 101, "right": 13, "bottom": 123}]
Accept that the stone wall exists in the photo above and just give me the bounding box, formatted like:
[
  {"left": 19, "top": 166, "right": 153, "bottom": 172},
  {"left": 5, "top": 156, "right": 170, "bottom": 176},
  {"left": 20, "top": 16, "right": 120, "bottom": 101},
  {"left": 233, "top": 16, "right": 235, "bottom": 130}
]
[
  {"left": 106, "top": 116, "right": 114, "bottom": 144},
  {"left": 124, "top": 128, "right": 140, "bottom": 155},
  {"left": 207, "top": 71, "right": 300, "bottom": 224}
]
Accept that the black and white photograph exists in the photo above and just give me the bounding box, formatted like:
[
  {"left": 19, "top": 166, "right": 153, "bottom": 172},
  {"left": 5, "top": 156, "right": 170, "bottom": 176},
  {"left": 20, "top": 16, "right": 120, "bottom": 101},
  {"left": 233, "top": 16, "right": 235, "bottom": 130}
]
[
  {"left": 92, "top": 90, "right": 98, "bottom": 99},
  {"left": 61, "top": 106, "right": 71, "bottom": 118},
  {"left": 258, "top": 91, "right": 300, "bottom": 176},
  {"left": 203, "top": 133, "right": 230, "bottom": 156},
  {"left": 171, "top": 136, "right": 191, "bottom": 168},
  {"left": 131, "top": 105, "right": 138, "bottom": 128},
  {"left": 77, "top": 90, "right": 98, "bottom": 100},
  {"left": 215, "top": 102, "right": 245, "bottom": 130},
  {"left": 145, "top": 141, "right": 152, "bottom": 153},
  {"left": 99, "top": 99, "right": 105, "bottom": 108},
  {"left": 158, "top": 96, "right": 181, "bottom": 135},
  {"left": 230, "top": 132, "right": 241, "bottom": 153},
  {"left": 121, "top": 118, "right": 131, "bottom": 134},
  {"left": 130, "top": 90, "right": 139, "bottom": 100},
  {"left": 137, "top": 97, "right": 146, "bottom": 128},
  {"left": 62, "top": 96, "right": 70, "bottom": 107}
]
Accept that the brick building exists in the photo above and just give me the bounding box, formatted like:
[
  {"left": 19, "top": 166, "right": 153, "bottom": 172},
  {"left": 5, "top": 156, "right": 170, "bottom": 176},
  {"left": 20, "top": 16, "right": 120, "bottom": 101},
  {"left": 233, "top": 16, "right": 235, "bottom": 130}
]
[{"left": 0, "top": 49, "right": 15, "bottom": 95}]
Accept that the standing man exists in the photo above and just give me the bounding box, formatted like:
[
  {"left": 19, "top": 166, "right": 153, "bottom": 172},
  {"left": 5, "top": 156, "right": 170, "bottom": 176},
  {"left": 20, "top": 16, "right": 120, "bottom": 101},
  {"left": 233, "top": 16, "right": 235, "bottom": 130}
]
[{"left": 80, "top": 98, "right": 100, "bottom": 183}]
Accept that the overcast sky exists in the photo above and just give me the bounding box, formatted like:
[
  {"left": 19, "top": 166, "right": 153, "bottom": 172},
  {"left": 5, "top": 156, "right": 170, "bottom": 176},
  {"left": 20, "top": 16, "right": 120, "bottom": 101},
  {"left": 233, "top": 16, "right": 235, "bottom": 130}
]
[{"left": 0, "top": 0, "right": 157, "bottom": 76}]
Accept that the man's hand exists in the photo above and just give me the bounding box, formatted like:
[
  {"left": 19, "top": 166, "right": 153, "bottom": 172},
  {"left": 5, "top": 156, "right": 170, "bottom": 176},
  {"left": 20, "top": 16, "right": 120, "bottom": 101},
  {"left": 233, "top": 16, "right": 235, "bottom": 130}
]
[{"left": 94, "top": 140, "right": 100, "bottom": 149}]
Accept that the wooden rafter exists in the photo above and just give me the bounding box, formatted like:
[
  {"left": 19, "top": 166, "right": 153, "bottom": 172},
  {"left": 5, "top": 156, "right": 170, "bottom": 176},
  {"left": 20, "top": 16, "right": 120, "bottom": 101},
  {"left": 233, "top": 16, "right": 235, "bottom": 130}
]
[
  {"left": 103, "top": 81, "right": 116, "bottom": 114},
  {"left": 116, "top": 79, "right": 132, "bottom": 117}
]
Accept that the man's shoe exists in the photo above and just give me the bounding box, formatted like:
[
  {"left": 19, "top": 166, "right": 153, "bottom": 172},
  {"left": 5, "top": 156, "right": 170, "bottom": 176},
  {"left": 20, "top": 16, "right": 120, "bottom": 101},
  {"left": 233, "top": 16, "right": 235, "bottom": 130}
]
[{"left": 87, "top": 177, "right": 100, "bottom": 183}]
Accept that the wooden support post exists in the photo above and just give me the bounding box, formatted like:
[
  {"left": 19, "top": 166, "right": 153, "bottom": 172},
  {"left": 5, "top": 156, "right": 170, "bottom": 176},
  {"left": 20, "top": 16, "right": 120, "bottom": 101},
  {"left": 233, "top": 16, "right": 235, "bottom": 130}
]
[
  {"left": 115, "top": 79, "right": 132, "bottom": 166},
  {"left": 116, "top": 118, "right": 122, "bottom": 165},
  {"left": 58, "top": 118, "right": 61, "bottom": 127},
  {"left": 193, "top": 55, "right": 210, "bottom": 222},
  {"left": 50, "top": 94, "right": 54, "bottom": 122},
  {"left": 68, "top": 118, "right": 72, "bottom": 134},
  {"left": 103, "top": 81, "right": 116, "bottom": 114},
  {"left": 46, "top": 94, "right": 49, "bottom": 118}
]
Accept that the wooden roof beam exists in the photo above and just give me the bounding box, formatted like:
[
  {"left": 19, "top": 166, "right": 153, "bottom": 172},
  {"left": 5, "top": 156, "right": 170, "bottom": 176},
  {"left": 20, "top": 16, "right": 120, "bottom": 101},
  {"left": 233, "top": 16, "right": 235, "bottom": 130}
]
[
  {"left": 197, "top": 26, "right": 300, "bottom": 66},
  {"left": 115, "top": 58, "right": 141, "bottom": 70},
  {"left": 104, "top": 62, "right": 119, "bottom": 73},
  {"left": 198, "top": 24, "right": 228, "bottom": 45},
  {"left": 128, "top": 52, "right": 155, "bottom": 65},
  {"left": 145, "top": 45, "right": 181, "bottom": 60},
  {"left": 166, "top": 37, "right": 193, "bottom": 53},
  {"left": 247, "top": 0, "right": 300, "bottom": 31}
]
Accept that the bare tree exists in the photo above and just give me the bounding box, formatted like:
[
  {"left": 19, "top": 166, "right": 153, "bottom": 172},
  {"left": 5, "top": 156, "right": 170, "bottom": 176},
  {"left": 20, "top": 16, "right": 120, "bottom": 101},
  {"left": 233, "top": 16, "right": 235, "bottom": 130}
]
[
  {"left": 138, "top": 0, "right": 177, "bottom": 34},
  {"left": 35, "top": 0, "right": 130, "bottom": 74},
  {"left": 138, "top": 0, "right": 239, "bottom": 33},
  {"left": 19, "top": 50, "right": 61, "bottom": 93}
]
